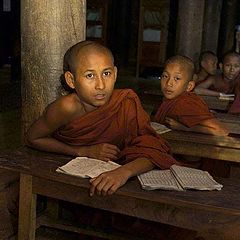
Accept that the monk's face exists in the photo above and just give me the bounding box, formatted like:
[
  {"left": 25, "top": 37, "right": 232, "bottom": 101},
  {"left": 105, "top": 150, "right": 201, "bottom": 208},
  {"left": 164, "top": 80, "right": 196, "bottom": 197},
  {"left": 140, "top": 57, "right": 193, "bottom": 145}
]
[
  {"left": 67, "top": 48, "right": 117, "bottom": 112},
  {"left": 161, "top": 62, "right": 193, "bottom": 99},
  {"left": 221, "top": 55, "right": 240, "bottom": 82},
  {"left": 201, "top": 55, "right": 218, "bottom": 75}
]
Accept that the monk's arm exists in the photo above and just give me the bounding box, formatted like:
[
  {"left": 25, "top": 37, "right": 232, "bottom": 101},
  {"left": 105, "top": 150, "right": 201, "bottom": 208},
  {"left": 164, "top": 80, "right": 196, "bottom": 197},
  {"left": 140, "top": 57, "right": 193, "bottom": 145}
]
[
  {"left": 89, "top": 157, "right": 154, "bottom": 196},
  {"left": 197, "top": 118, "right": 229, "bottom": 136},
  {"left": 26, "top": 113, "right": 85, "bottom": 156},
  {"left": 27, "top": 116, "right": 120, "bottom": 160},
  {"left": 194, "top": 78, "right": 220, "bottom": 97},
  {"left": 166, "top": 118, "right": 228, "bottom": 136},
  {"left": 26, "top": 99, "right": 120, "bottom": 160}
]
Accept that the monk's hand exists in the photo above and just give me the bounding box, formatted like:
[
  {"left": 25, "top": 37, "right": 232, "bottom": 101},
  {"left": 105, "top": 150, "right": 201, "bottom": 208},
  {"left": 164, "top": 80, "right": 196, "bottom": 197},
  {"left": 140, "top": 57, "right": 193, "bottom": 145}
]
[
  {"left": 89, "top": 168, "right": 129, "bottom": 196},
  {"left": 82, "top": 143, "right": 120, "bottom": 162},
  {"left": 165, "top": 117, "right": 181, "bottom": 130}
]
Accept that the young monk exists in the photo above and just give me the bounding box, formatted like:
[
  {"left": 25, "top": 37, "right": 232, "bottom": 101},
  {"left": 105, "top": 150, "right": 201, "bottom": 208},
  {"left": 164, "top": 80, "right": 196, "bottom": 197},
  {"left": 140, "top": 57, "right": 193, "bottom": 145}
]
[
  {"left": 195, "top": 51, "right": 218, "bottom": 86},
  {"left": 228, "top": 76, "right": 240, "bottom": 114},
  {"left": 195, "top": 51, "right": 240, "bottom": 96},
  {"left": 26, "top": 40, "right": 179, "bottom": 196},
  {"left": 154, "top": 55, "right": 229, "bottom": 136}
]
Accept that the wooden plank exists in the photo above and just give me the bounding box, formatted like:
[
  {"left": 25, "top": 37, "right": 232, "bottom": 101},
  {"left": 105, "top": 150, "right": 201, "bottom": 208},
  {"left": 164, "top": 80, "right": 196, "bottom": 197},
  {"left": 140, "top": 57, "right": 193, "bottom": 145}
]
[
  {"left": 162, "top": 131, "right": 240, "bottom": 162},
  {"left": 200, "top": 95, "right": 232, "bottom": 111},
  {"left": 18, "top": 173, "right": 37, "bottom": 240},
  {"left": 214, "top": 112, "right": 240, "bottom": 135},
  {"left": 1, "top": 147, "right": 240, "bottom": 240}
]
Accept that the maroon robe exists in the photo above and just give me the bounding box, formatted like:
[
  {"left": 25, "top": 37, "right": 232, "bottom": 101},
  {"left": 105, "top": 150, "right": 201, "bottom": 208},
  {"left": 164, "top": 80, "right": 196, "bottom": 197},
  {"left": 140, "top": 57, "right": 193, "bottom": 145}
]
[
  {"left": 54, "top": 89, "right": 178, "bottom": 169},
  {"left": 154, "top": 92, "right": 214, "bottom": 127}
]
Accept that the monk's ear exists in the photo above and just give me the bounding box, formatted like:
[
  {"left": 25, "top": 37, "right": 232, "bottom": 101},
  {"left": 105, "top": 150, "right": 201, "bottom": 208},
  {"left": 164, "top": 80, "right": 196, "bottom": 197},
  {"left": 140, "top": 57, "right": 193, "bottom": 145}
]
[
  {"left": 186, "top": 80, "right": 195, "bottom": 92},
  {"left": 113, "top": 66, "right": 118, "bottom": 82},
  {"left": 64, "top": 71, "right": 75, "bottom": 89}
]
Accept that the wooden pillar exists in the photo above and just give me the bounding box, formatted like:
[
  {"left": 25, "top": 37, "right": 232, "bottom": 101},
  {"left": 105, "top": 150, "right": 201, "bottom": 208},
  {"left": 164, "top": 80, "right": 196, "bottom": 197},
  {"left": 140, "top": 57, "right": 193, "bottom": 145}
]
[
  {"left": 176, "top": 0, "right": 205, "bottom": 63},
  {"left": 21, "top": 0, "right": 86, "bottom": 135},
  {"left": 202, "top": 0, "right": 222, "bottom": 53},
  {"left": 218, "top": 0, "right": 240, "bottom": 56}
]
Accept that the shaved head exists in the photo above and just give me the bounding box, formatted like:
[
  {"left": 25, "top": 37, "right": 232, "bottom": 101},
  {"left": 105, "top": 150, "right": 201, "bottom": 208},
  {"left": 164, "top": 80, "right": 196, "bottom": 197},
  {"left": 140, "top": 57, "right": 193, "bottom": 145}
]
[
  {"left": 199, "top": 51, "right": 217, "bottom": 63},
  {"left": 222, "top": 51, "right": 240, "bottom": 64},
  {"left": 63, "top": 41, "right": 114, "bottom": 74},
  {"left": 165, "top": 55, "right": 195, "bottom": 81}
]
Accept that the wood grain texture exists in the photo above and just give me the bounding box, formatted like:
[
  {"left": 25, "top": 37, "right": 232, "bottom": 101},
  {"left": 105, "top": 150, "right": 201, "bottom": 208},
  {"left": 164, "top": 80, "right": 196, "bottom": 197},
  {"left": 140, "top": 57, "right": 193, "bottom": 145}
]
[
  {"left": 1, "top": 147, "right": 240, "bottom": 239},
  {"left": 21, "top": 0, "right": 86, "bottom": 134}
]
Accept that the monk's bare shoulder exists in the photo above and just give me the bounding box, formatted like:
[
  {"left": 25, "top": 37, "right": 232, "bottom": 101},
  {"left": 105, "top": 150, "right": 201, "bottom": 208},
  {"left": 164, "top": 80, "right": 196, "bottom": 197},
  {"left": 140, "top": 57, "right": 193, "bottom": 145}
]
[{"left": 43, "top": 93, "right": 85, "bottom": 125}]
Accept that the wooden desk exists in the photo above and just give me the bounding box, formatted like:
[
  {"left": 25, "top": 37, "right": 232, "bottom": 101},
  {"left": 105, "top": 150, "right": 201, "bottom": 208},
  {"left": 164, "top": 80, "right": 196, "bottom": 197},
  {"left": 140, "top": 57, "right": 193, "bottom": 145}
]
[
  {"left": 162, "top": 131, "right": 240, "bottom": 163},
  {"left": 200, "top": 95, "right": 233, "bottom": 112},
  {"left": 214, "top": 112, "right": 240, "bottom": 135},
  {"left": 0, "top": 147, "right": 240, "bottom": 240}
]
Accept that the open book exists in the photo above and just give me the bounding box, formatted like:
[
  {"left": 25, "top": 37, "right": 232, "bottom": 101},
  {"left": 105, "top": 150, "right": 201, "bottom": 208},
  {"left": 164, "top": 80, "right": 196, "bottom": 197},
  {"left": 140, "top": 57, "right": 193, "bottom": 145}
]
[
  {"left": 219, "top": 93, "right": 235, "bottom": 101},
  {"left": 138, "top": 164, "right": 223, "bottom": 191},
  {"left": 150, "top": 122, "right": 171, "bottom": 134},
  {"left": 56, "top": 157, "right": 121, "bottom": 178}
]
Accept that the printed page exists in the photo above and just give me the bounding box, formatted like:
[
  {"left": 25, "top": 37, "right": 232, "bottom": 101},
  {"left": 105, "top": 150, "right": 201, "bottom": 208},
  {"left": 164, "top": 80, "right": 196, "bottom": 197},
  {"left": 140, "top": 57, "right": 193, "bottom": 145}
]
[
  {"left": 219, "top": 93, "right": 235, "bottom": 101},
  {"left": 56, "top": 157, "right": 120, "bottom": 178},
  {"left": 170, "top": 165, "right": 223, "bottom": 191},
  {"left": 150, "top": 122, "right": 172, "bottom": 134},
  {"left": 138, "top": 169, "right": 184, "bottom": 191}
]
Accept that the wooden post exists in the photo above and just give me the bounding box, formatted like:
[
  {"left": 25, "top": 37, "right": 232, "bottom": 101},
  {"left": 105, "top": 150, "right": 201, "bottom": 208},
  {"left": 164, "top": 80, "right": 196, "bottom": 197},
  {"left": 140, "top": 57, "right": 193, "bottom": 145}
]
[
  {"left": 202, "top": 0, "right": 222, "bottom": 53},
  {"left": 21, "top": 0, "right": 86, "bottom": 135},
  {"left": 176, "top": 0, "right": 205, "bottom": 63},
  {"left": 218, "top": 0, "right": 240, "bottom": 56}
]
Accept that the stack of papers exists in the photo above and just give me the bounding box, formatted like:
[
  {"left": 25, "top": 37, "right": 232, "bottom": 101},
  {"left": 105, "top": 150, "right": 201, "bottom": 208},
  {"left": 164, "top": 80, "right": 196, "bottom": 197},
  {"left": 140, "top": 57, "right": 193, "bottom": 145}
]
[
  {"left": 219, "top": 93, "right": 235, "bottom": 101},
  {"left": 138, "top": 165, "right": 223, "bottom": 191},
  {"left": 150, "top": 122, "right": 172, "bottom": 134},
  {"left": 56, "top": 157, "right": 121, "bottom": 178}
]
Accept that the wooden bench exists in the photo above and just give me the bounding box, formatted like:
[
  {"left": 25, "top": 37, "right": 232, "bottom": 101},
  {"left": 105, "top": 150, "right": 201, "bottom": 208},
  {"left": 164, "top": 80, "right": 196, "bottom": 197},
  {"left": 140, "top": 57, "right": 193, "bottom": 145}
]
[
  {"left": 214, "top": 112, "right": 240, "bottom": 135},
  {"left": 0, "top": 147, "right": 240, "bottom": 240},
  {"left": 161, "top": 130, "right": 240, "bottom": 163},
  {"left": 200, "top": 95, "right": 233, "bottom": 112}
]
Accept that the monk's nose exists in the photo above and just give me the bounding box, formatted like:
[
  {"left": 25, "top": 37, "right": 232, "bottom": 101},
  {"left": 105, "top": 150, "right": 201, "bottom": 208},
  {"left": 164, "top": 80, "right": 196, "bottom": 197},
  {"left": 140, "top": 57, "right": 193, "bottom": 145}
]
[
  {"left": 166, "top": 78, "right": 173, "bottom": 86},
  {"left": 95, "top": 76, "right": 105, "bottom": 90}
]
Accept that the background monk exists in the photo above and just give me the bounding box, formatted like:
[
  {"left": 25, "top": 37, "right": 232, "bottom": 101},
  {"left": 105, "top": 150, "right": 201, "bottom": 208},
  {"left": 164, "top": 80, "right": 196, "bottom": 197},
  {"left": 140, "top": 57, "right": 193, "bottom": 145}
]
[
  {"left": 228, "top": 75, "right": 240, "bottom": 114},
  {"left": 154, "top": 55, "right": 228, "bottom": 136},
  {"left": 195, "top": 51, "right": 218, "bottom": 86},
  {"left": 26, "top": 40, "right": 179, "bottom": 197},
  {"left": 195, "top": 51, "right": 240, "bottom": 96}
]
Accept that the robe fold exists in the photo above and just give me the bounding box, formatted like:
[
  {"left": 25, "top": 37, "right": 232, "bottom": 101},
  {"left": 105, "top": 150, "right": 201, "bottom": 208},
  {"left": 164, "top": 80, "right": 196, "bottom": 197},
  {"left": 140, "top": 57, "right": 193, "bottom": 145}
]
[
  {"left": 54, "top": 89, "right": 178, "bottom": 169},
  {"left": 154, "top": 92, "right": 214, "bottom": 128}
]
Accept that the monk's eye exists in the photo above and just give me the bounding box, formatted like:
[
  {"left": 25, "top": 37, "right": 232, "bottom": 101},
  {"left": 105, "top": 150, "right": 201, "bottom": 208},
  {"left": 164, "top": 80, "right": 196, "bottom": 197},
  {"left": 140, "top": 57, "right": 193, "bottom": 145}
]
[
  {"left": 103, "top": 71, "right": 111, "bottom": 77},
  {"left": 161, "top": 74, "right": 168, "bottom": 79},
  {"left": 174, "top": 77, "right": 181, "bottom": 81},
  {"left": 86, "top": 73, "right": 94, "bottom": 79}
]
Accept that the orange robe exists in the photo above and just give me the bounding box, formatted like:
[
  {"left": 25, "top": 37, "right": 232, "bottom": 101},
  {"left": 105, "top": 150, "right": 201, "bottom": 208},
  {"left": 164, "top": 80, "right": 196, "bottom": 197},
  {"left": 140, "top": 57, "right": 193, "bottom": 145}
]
[
  {"left": 54, "top": 89, "right": 178, "bottom": 169},
  {"left": 154, "top": 92, "right": 214, "bottom": 127},
  {"left": 228, "top": 94, "right": 240, "bottom": 114}
]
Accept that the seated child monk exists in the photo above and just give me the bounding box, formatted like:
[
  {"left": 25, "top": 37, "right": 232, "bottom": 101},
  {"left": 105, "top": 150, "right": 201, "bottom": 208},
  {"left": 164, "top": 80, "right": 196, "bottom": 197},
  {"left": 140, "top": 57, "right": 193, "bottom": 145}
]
[
  {"left": 154, "top": 55, "right": 229, "bottom": 136},
  {"left": 26, "top": 40, "right": 179, "bottom": 196},
  {"left": 228, "top": 74, "right": 240, "bottom": 115},
  {"left": 26, "top": 41, "right": 199, "bottom": 240},
  {"left": 27, "top": 41, "right": 206, "bottom": 240},
  {"left": 195, "top": 51, "right": 218, "bottom": 86},
  {"left": 195, "top": 51, "right": 240, "bottom": 96}
]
